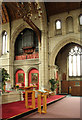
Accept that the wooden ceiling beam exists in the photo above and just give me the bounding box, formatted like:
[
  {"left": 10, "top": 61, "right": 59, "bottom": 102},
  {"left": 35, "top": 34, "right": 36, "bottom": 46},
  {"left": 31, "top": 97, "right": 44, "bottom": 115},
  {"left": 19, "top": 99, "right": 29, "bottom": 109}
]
[
  {"left": 4, "top": 2, "right": 41, "bottom": 43},
  {"left": 2, "top": 3, "right": 9, "bottom": 24}
]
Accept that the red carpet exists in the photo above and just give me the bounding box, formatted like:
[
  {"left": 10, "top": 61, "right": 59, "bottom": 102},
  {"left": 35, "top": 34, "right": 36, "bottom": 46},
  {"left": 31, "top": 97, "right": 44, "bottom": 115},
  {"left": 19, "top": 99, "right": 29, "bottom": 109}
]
[{"left": 2, "top": 95, "right": 65, "bottom": 119}]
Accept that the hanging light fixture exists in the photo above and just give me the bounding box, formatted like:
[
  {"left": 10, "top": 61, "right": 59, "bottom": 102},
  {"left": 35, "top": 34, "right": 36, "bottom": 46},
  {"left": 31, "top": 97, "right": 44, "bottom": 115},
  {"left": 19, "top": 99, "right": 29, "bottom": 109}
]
[
  {"left": 16, "top": 2, "right": 42, "bottom": 20},
  {"left": 16, "top": 2, "right": 42, "bottom": 44}
]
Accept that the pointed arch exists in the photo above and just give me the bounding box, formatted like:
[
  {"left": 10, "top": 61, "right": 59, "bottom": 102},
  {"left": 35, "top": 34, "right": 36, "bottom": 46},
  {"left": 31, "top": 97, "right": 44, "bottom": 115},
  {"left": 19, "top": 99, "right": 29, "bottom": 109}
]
[{"left": 50, "top": 37, "right": 82, "bottom": 67}]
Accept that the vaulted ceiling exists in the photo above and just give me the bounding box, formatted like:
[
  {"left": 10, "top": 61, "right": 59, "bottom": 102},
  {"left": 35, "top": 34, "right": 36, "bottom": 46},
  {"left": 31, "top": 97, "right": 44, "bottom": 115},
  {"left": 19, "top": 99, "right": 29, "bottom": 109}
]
[{"left": 2, "top": 2, "right": 82, "bottom": 24}]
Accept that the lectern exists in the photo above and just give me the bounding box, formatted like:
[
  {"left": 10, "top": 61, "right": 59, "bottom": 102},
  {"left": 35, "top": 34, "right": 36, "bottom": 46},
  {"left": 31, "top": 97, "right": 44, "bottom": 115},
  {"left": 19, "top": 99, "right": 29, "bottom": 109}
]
[
  {"left": 24, "top": 86, "right": 37, "bottom": 109},
  {"left": 37, "top": 90, "right": 47, "bottom": 113}
]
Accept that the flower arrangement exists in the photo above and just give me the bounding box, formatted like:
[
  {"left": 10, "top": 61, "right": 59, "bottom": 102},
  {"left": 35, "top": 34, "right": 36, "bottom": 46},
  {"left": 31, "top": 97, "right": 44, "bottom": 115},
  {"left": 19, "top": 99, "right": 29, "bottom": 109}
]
[
  {"left": 16, "top": 84, "right": 19, "bottom": 88},
  {"left": 49, "top": 78, "right": 59, "bottom": 92},
  {"left": 1, "top": 68, "right": 10, "bottom": 85},
  {"left": 0, "top": 68, "right": 10, "bottom": 92}
]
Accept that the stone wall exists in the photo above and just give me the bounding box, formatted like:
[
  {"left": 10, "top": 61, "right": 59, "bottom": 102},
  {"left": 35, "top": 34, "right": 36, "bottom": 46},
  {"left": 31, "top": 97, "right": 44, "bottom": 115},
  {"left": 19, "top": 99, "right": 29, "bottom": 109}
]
[
  {"left": 48, "top": 8, "right": 82, "bottom": 93},
  {"left": 0, "top": 3, "right": 48, "bottom": 89},
  {"left": 48, "top": 8, "right": 82, "bottom": 79},
  {"left": 0, "top": 4, "right": 81, "bottom": 92}
]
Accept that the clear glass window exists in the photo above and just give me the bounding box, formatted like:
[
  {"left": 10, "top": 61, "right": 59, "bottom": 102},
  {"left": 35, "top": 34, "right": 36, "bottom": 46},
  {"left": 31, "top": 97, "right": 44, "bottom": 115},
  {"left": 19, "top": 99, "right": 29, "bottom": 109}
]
[
  {"left": 79, "top": 15, "right": 82, "bottom": 25},
  {"left": 69, "top": 46, "right": 82, "bottom": 77},
  {"left": 56, "top": 20, "right": 61, "bottom": 30},
  {"left": 2, "top": 31, "right": 7, "bottom": 54}
]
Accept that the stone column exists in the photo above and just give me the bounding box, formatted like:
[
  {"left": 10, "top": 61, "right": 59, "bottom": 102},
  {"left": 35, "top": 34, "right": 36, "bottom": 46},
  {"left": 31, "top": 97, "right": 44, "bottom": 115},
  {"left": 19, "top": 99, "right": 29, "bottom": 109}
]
[
  {"left": 9, "top": 66, "right": 14, "bottom": 87},
  {"left": 39, "top": 30, "right": 48, "bottom": 90},
  {"left": 43, "top": 30, "right": 49, "bottom": 89},
  {"left": 49, "top": 65, "right": 55, "bottom": 79},
  {"left": 39, "top": 31, "right": 45, "bottom": 89},
  {"left": 38, "top": 43, "right": 42, "bottom": 90},
  {"left": 25, "top": 72, "right": 28, "bottom": 87},
  {"left": 67, "top": 57, "right": 69, "bottom": 81},
  {"left": 59, "top": 74, "right": 62, "bottom": 94}
]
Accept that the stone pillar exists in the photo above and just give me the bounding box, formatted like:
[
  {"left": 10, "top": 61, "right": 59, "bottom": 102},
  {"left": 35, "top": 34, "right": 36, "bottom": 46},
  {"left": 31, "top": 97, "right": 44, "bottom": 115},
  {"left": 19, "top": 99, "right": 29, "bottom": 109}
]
[
  {"left": 10, "top": 66, "right": 14, "bottom": 87},
  {"left": 38, "top": 2, "right": 48, "bottom": 90},
  {"left": 67, "top": 57, "right": 69, "bottom": 81},
  {"left": 49, "top": 65, "right": 55, "bottom": 79},
  {"left": 62, "top": 19, "right": 66, "bottom": 35},
  {"left": 25, "top": 72, "right": 28, "bottom": 87},
  {"left": 44, "top": 30, "right": 49, "bottom": 89},
  {"left": 39, "top": 30, "right": 48, "bottom": 90},
  {"left": 59, "top": 74, "right": 62, "bottom": 94},
  {"left": 38, "top": 43, "right": 42, "bottom": 89},
  {"left": 39, "top": 31, "right": 45, "bottom": 89}
]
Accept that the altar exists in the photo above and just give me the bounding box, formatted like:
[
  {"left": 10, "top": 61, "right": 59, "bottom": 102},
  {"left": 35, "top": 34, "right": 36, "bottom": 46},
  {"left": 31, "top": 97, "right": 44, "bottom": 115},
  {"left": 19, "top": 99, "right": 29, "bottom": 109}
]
[{"left": 1, "top": 91, "right": 24, "bottom": 104}]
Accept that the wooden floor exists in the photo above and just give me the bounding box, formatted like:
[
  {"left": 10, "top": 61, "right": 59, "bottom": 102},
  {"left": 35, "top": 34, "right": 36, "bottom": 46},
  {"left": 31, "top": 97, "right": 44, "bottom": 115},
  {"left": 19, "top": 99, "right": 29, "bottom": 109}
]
[{"left": 18, "top": 96, "right": 80, "bottom": 120}]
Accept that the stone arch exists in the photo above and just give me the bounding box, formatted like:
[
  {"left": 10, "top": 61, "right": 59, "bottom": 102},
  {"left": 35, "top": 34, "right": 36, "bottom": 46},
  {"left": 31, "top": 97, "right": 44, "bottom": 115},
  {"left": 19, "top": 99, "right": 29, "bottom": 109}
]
[
  {"left": 66, "top": 16, "right": 74, "bottom": 33},
  {"left": 27, "top": 67, "right": 39, "bottom": 89},
  {"left": 27, "top": 66, "right": 39, "bottom": 74},
  {"left": 11, "top": 2, "right": 47, "bottom": 62},
  {"left": 11, "top": 23, "right": 33, "bottom": 62},
  {"left": 10, "top": 3, "right": 47, "bottom": 88},
  {"left": 27, "top": 66, "right": 39, "bottom": 82},
  {"left": 14, "top": 67, "right": 25, "bottom": 74},
  {"left": 14, "top": 68, "right": 25, "bottom": 86},
  {"left": 50, "top": 37, "right": 82, "bottom": 67},
  {"left": 11, "top": 23, "right": 32, "bottom": 45}
]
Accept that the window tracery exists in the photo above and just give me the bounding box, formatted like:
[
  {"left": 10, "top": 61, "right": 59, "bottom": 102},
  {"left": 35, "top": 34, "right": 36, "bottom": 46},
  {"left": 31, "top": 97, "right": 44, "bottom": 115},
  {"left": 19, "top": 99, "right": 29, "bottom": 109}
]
[{"left": 69, "top": 46, "right": 82, "bottom": 76}]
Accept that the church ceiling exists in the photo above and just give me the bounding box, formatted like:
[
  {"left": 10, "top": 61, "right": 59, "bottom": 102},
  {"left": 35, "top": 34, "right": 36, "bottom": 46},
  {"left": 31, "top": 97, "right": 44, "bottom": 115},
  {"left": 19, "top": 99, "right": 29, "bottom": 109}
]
[
  {"left": 45, "top": 2, "right": 81, "bottom": 18},
  {"left": 1, "top": 2, "right": 81, "bottom": 24}
]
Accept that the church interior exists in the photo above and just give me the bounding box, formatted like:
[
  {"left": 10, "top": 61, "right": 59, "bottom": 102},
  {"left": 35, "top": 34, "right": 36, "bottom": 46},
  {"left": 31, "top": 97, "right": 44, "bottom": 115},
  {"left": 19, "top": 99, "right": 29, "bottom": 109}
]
[{"left": 0, "top": 1, "right": 82, "bottom": 119}]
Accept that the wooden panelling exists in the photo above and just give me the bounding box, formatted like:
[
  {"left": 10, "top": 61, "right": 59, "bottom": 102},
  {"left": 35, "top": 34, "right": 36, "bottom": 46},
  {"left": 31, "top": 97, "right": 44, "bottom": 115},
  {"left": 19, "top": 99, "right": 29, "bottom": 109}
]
[
  {"left": 61, "top": 81, "right": 68, "bottom": 93},
  {"left": 15, "top": 53, "right": 39, "bottom": 60},
  {"left": 71, "top": 86, "right": 82, "bottom": 96},
  {"left": 61, "top": 80, "right": 82, "bottom": 96},
  {"left": 2, "top": 2, "right": 81, "bottom": 23}
]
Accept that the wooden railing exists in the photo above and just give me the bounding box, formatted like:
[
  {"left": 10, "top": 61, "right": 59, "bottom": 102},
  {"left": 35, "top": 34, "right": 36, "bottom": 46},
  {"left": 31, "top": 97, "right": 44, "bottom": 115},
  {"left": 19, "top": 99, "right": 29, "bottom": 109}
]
[{"left": 15, "top": 53, "right": 39, "bottom": 60}]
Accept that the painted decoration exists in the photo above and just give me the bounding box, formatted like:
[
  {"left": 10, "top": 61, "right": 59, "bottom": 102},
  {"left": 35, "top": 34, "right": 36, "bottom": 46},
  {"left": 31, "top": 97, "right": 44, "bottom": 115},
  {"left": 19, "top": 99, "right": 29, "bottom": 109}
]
[
  {"left": 18, "top": 73, "right": 24, "bottom": 83},
  {"left": 28, "top": 68, "right": 39, "bottom": 89},
  {"left": 15, "top": 69, "right": 25, "bottom": 86},
  {"left": 31, "top": 73, "right": 38, "bottom": 83}
]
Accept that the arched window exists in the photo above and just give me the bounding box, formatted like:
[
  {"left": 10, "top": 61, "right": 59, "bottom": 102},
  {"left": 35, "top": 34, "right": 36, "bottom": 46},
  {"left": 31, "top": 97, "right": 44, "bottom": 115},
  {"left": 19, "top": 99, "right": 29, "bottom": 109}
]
[
  {"left": 79, "top": 14, "right": 82, "bottom": 25},
  {"left": 69, "top": 46, "right": 82, "bottom": 76},
  {"left": 66, "top": 16, "right": 73, "bottom": 33},
  {"left": 55, "top": 20, "right": 61, "bottom": 30},
  {"left": 55, "top": 20, "right": 62, "bottom": 35},
  {"left": 2, "top": 31, "right": 7, "bottom": 54},
  {"left": 15, "top": 28, "right": 38, "bottom": 56}
]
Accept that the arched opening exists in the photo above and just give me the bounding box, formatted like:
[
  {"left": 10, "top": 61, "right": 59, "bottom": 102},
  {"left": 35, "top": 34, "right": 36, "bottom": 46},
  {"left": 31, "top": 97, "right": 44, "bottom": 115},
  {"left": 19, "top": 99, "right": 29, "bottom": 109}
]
[
  {"left": 55, "top": 19, "right": 62, "bottom": 35},
  {"left": 69, "top": 46, "right": 82, "bottom": 77},
  {"left": 28, "top": 68, "right": 39, "bottom": 89},
  {"left": 14, "top": 28, "right": 39, "bottom": 60},
  {"left": 15, "top": 69, "right": 25, "bottom": 87},
  {"left": 78, "top": 14, "right": 82, "bottom": 31},
  {"left": 2, "top": 31, "right": 7, "bottom": 54},
  {"left": 66, "top": 16, "right": 73, "bottom": 33},
  {"left": 55, "top": 42, "right": 82, "bottom": 94}
]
